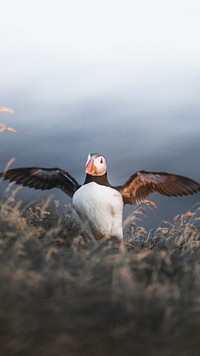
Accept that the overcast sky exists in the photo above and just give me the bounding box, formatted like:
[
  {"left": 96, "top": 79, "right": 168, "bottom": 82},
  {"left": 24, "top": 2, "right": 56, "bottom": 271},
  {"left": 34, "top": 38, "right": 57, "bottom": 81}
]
[
  {"left": 1, "top": 0, "right": 200, "bottom": 101},
  {"left": 2, "top": 0, "right": 200, "bottom": 58}
]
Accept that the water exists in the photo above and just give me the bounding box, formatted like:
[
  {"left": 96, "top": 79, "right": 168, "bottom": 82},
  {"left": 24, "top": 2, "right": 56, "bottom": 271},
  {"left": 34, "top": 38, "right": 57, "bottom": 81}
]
[{"left": 1, "top": 70, "right": 200, "bottom": 229}]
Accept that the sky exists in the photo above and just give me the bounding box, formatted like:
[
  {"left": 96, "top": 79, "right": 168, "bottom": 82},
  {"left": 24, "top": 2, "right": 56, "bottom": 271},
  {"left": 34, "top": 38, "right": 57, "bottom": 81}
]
[{"left": 1, "top": 0, "right": 200, "bottom": 102}]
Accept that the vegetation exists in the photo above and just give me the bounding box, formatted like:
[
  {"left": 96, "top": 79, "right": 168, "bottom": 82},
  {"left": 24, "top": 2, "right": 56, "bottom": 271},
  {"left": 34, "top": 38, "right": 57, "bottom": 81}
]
[{"left": 0, "top": 195, "right": 200, "bottom": 356}]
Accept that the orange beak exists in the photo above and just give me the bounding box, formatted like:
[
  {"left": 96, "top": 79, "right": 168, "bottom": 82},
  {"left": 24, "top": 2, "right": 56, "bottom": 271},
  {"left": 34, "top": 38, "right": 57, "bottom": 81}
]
[
  {"left": 85, "top": 159, "right": 97, "bottom": 175},
  {"left": 85, "top": 158, "right": 92, "bottom": 174}
]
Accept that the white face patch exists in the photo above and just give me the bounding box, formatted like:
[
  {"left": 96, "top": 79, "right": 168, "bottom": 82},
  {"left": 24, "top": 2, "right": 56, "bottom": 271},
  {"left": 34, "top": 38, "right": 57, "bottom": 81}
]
[{"left": 93, "top": 156, "right": 107, "bottom": 175}]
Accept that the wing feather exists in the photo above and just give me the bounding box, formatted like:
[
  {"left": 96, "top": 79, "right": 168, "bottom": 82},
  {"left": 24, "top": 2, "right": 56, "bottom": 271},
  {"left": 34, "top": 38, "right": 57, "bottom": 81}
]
[
  {"left": 117, "top": 170, "right": 200, "bottom": 205},
  {"left": 0, "top": 167, "right": 80, "bottom": 197}
]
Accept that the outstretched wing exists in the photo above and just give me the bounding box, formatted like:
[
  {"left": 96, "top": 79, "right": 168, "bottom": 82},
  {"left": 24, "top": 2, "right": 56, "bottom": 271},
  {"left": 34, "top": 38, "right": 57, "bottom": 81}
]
[
  {"left": 117, "top": 170, "right": 200, "bottom": 205},
  {"left": 0, "top": 167, "right": 80, "bottom": 197}
]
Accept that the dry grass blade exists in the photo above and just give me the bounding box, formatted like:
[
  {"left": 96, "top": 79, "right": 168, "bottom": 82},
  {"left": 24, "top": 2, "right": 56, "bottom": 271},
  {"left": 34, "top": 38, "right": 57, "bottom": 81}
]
[
  {"left": 0, "top": 107, "right": 16, "bottom": 134},
  {"left": 0, "top": 123, "right": 17, "bottom": 133},
  {"left": 0, "top": 107, "right": 15, "bottom": 114},
  {"left": 2, "top": 157, "right": 16, "bottom": 176}
]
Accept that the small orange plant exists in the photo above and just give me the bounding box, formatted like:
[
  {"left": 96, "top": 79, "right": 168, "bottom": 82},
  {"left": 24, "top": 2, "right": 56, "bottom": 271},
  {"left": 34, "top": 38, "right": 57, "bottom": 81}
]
[{"left": 0, "top": 107, "right": 16, "bottom": 133}]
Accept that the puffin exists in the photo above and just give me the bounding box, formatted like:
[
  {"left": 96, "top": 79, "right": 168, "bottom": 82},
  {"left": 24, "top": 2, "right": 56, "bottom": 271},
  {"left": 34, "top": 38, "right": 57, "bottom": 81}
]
[{"left": 0, "top": 153, "right": 200, "bottom": 239}]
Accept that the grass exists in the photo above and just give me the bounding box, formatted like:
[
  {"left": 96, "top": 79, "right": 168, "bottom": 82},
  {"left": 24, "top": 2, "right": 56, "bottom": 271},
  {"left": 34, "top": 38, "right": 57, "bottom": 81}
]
[{"left": 0, "top": 195, "right": 200, "bottom": 356}]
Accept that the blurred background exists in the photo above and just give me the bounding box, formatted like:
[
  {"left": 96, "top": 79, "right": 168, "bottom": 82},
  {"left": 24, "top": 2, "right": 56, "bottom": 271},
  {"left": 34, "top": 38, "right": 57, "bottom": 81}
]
[{"left": 1, "top": 0, "right": 200, "bottom": 228}]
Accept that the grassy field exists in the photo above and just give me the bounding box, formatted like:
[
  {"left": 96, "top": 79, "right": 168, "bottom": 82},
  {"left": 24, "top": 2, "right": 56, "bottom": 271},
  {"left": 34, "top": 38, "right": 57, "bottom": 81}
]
[{"left": 0, "top": 196, "right": 200, "bottom": 356}]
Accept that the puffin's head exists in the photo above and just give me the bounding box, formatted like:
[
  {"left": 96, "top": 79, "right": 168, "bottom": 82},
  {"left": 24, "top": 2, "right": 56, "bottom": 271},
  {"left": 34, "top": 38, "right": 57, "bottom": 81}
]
[{"left": 85, "top": 153, "right": 107, "bottom": 176}]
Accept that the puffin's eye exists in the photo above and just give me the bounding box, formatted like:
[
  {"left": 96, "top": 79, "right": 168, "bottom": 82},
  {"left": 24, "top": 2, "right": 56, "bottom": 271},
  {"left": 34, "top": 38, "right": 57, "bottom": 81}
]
[{"left": 100, "top": 158, "right": 103, "bottom": 164}]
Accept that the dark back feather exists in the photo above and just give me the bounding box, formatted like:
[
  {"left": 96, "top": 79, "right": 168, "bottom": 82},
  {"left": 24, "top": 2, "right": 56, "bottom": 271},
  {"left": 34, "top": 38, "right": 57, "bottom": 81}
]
[{"left": 0, "top": 167, "right": 80, "bottom": 197}]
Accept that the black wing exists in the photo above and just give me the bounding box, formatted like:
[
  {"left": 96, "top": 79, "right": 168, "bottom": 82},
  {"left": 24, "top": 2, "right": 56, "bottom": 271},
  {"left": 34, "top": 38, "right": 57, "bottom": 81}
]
[
  {"left": 0, "top": 167, "right": 80, "bottom": 197},
  {"left": 117, "top": 170, "right": 200, "bottom": 205}
]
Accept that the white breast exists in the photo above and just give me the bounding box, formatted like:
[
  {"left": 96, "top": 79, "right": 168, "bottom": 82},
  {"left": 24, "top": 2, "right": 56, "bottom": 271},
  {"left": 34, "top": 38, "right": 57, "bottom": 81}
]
[{"left": 72, "top": 182, "right": 124, "bottom": 239}]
